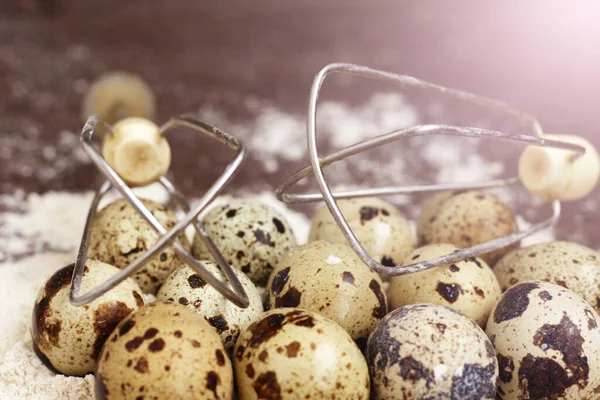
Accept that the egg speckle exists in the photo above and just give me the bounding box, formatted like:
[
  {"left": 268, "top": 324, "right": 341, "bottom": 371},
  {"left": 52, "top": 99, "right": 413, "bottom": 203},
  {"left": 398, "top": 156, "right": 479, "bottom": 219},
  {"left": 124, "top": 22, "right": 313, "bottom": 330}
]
[
  {"left": 234, "top": 308, "right": 370, "bottom": 399},
  {"left": 156, "top": 261, "right": 263, "bottom": 350},
  {"left": 192, "top": 199, "right": 297, "bottom": 286},
  {"left": 31, "top": 260, "right": 144, "bottom": 376},
  {"left": 88, "top": 198, "right": 190, "bottom": 294},
  {"left": 267, "top": 240, "right": 387, "bottom": 346},
  {"left": 96, "top": 301, "right": 233, "bottom": 399},
  {"left": 309, "top": 197, "right": 414, "bottom": 269},
  {"left": 494, "top": 241, "right": 600, "bottom": 313},
  {"left": 367, "top": 303, "right": 498, "bottom": 399},
  {"left": 417, "top": 190, "right": 519, "bottom": 265},
  {"left": 389, "top": 244, "right": 502, "bottom": 327},
  {"left": 486, "top": 281, "right": 600, "bottom": 399}
]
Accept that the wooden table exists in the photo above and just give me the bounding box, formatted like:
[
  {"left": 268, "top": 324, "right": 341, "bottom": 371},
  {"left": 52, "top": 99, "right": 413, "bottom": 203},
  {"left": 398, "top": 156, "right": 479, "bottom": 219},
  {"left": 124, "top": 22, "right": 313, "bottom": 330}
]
[{"left": 1, "top": 0, "right": 599, "bottom": 250}]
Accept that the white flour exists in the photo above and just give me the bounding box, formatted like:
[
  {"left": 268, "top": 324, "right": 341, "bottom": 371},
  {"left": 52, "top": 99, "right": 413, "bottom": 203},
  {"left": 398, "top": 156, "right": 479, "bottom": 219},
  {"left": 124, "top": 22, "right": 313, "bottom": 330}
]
[{"left": 0, "top": 94, "right": 557, "bottom": 399}]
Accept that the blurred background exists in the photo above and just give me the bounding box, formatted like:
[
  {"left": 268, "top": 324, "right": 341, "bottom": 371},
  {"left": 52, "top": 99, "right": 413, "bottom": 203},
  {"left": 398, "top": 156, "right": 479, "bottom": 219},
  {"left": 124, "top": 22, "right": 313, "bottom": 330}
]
[{"left": 1, "top": 1, "right": 599, "bottom": 247}]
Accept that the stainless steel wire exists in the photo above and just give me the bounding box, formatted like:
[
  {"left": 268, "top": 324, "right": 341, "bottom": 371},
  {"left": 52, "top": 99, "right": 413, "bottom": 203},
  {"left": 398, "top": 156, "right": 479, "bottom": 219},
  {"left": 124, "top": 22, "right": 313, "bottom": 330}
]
[
  {"left": 69, "top": 115, "right": 250, "bottom": 308},
  {"left": 276, "top": 63, "right": 586, "bottom": 276}
]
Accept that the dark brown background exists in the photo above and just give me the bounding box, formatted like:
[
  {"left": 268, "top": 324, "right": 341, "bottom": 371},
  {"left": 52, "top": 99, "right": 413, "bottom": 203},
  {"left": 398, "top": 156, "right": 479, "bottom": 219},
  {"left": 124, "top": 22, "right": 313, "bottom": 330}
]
[{"left": 1, "top": 1, "right": 599, "bottom": 248}]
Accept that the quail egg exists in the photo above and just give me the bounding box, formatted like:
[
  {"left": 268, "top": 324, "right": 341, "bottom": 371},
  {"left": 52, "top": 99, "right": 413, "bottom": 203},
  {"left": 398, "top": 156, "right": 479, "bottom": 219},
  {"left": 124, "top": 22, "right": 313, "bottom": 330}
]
[
  {"left": 389, "top": 244, "right": 502, "bottom": 327},
  {"left": 96, "top": 301, "right": 233, "bottom": 400},
  {"left": 234, "top": 308, "right": 370, "bottom": 399},
  {"left": 156, "top": 261, "right": 263, "bottom": 350},
  {"left": 31, "top": 260, "right": 145, "bottom": 376},
  {"left": 417, "top": 190, "right": 519, "bottom": 265},
  {"left": 486, "top": 281, "right": 600, "bottom": 399},
  {"left": 494, "top": 241, "right": 600, "bottom": 313},
  {"left": 309, "top": 197, "right": 414, "bottom": 269},
  {"left": 81, "top": 71, "right": 156, "bottom": 125},
  {"left": 267, "top": 240, "right": 387, "bottom": 348},
  {"left": 192, "top": 199, "right": 297, "bottom": 286},
  {"left": 367, "top": 303, "right": 499, "bottom": 400},
  {"left": 88, "top": 198, "right": 190, "bottom": 294}
]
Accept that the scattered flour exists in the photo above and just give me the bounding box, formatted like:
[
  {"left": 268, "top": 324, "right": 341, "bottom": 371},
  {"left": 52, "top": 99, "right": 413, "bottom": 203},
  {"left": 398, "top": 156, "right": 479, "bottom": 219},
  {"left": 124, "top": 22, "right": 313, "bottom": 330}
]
[
  {"left": 0, "top": 129, "right": 91, "bottom": 188},
  {"left": 198, "top": 92, "right": 418, "bottom": 174}
]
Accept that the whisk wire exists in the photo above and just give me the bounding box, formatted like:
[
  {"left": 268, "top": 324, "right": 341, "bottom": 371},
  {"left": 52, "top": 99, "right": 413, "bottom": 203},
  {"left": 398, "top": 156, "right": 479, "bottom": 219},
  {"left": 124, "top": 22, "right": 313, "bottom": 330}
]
[
  {"left": 69, "top": 115, "right": 250, "bottom": 308},
  {"left": 277, "top": 63, "right": 586, "bottom": 276}
]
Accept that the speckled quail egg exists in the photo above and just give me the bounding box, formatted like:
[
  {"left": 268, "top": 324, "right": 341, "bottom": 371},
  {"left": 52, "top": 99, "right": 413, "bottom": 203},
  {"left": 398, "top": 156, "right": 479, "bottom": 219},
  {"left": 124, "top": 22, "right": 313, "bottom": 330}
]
[
  {"left": 234, "top": 308, "right": 370, "bottom": 399},
  {"left": 494, "top": 241, "right": 600, "bottom": 313},
  {"left": 31, "top": 260, "right": 145, "bottom": 376},
  {"left": 389, "top": 244, "right": 502, "bottom": 327},
  {"left": 192, "top": 199, "right": 297, "bottom": 286},
  {"left": 156, "top": 261, "right": 263, "bottom": 350},
  {"left": 417, "top": 190, "right": 519, "bottom": 265},
  {"left": 367, "top": 303, "right": 499, "bottom": 400},
  {"left": 267, "top": 240, "right": 387, "bottom": 348},
  {"left": 96, "top": 301, "right": 233, "bottom": 400},
  {"left": 81, "top": 71, "right": 156, "bottom": 125},
  {"left": 486, "top": 281, "right": 600, "bottom": 399},
  {"left": 88, "top": 198, "right": 190, "bottom": 294},
  {"left": 416, "top": 190, "right": 456, "bottom": 230},
  {"left": 309, "top": 197, "right": 414, "bottom": 269}
]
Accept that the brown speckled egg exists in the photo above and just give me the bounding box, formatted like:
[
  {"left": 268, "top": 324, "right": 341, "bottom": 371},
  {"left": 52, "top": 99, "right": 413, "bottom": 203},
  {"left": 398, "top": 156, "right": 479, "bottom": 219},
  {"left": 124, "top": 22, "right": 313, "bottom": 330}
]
[
  {"left": 494, "top": 241, "right": 600, "bottom": 313},
  {"left": 417, "top": 190, "right": 519, "bottom": 265},
  {"left": 416, "top": 190, "right": 457, "bottom": 233},
  {"left": 31, "top": 260, "right": 145, "bottom": 376},
  {"left": 192, "top": 200, "right": 297, "bottom": 287},
  {"left": 156, "top": 261, "right": 263, "bottom": 350},
  {"left": 389, "top": 244, "right": 502, "bottom": 327},
  {"left": 309, "top": 197, "right": 414, "bottom": 269},
  {"left": 96, "top": 301, "right": 233, "bottom": 400},
  {"left": 367, "top": 304, "right": 498, "bottom": 400},
  {"left": 267, "top": 240, "right": 387, "bottom": 348},
  {"left": 234, "top": 308, "right": 370, "bottom": 399},
  {"left": 88, "top": 198, "right": 190, "bottom": 294},
  {"left": 485, "top": 281, "right": 600, "bottom": 399}
]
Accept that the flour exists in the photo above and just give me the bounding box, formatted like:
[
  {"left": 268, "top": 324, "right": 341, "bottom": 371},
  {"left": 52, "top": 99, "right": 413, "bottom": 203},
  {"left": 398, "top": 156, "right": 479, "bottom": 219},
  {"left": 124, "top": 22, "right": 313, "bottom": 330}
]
[
  {"left": 197, "top": 92, "right": 418, "bottom": 174},
  {"left": 0, "top": 129, "right": 90, "bottom": 186}
]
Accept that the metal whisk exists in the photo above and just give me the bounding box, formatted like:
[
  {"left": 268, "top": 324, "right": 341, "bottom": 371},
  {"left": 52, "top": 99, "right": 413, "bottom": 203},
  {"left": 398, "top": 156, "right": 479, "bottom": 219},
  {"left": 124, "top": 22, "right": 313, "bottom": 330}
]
[
  {"left": 69, "top": 115, "right": 250, "bottom": 308},
  {"left": 276, "top": 63, "right": 597, "bottom": 276}
]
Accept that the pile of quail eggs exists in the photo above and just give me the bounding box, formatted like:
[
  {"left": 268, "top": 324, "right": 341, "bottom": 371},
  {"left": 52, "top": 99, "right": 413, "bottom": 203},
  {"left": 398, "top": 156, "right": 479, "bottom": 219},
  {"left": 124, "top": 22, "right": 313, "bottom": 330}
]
[{"left": 32, "top": 187, "right": 600, "bottom": 399}]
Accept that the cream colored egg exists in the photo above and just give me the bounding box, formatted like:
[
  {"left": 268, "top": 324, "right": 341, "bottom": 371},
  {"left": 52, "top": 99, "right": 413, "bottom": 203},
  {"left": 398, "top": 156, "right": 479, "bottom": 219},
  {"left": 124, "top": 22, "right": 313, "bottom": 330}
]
[
  {"left": 417, "top": 190, "right": 519, "bottom": 265},
  {"left": 416, "top": 190, "right": 456, "bottom": 233},
  {"left": 96, "top": 301, "right": 233, "bottom": 400},
  {"left": 81, "top": 71, "right": 156, "bottom": 125},
  {"left": 389, "top": 244, "right": 501, "bottom": 327},
  {"left": 156, "top": 261, "right": 263, "bottom": 350},
  {"left": 31, "top": 260, "right": 144, "bottom": 376},
  {"left": 192, "top": 200, "right": 297, "bottom": 287},
  {"left": 494, "top": 241, "right": 600, "bottom": 314},
  {"left": 234, "top": 308, "right": 370, "bottom": 399},
  {"left": 367, "top": 304, "right": 498, "bottom": 400},
  {"left": 88, "top": 198, "right": 190, "bottom": 294},
  {"left": 486, "top": 281, "right": 600, "bottom": 399},
  {"left": 267, "top": 240, "right": 387, "bottom": 348},
  {"left": 309, "top": 197, "right": 414, "bottom": 269}
]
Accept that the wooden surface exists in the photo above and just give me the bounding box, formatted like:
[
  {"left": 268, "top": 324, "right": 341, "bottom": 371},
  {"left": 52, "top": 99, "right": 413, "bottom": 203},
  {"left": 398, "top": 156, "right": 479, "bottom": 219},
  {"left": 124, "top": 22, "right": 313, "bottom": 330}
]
[{"left": 1, "top": 1, "right": 599, "bottom": 249}]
